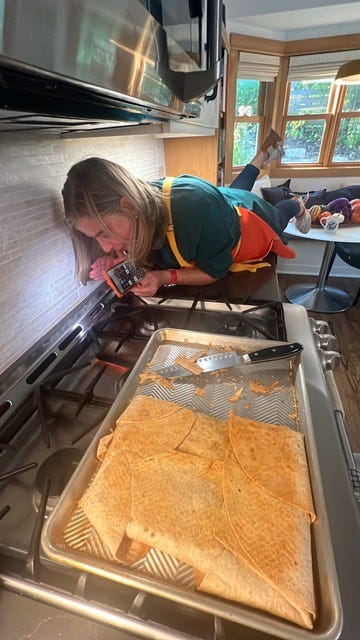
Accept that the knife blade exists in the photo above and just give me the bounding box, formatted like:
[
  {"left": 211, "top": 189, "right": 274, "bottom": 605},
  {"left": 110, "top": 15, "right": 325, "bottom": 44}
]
[{"left": 155, "top": 342, "right": 303, "bottom": 379}]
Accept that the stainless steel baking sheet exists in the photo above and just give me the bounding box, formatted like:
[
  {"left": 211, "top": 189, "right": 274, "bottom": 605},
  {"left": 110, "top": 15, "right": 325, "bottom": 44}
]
[{"left": 42, "top": 329, "right": 342, "bottom": 640}]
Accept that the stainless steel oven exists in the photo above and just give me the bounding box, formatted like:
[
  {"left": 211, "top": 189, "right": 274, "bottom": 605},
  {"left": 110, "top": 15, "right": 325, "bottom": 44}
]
[{"left": 0, "top": 282, "right": 359, "bottom": 639}]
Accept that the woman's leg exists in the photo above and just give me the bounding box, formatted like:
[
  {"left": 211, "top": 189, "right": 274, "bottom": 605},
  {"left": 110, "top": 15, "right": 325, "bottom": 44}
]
[
  {"left": 275, "top": 198, "right": 311, "bottom": 234},
  {"left": 229, "top": 147, "right": 271, "bottom": 190},
  {"left": 229, "top": 162, "right": 261, "bottom": 190},
  {"left": 229, "top": 129, "right": 283, "bottom": 191},
  {"left": 274, "top": 199, "right": 299, "bottom": 231}
]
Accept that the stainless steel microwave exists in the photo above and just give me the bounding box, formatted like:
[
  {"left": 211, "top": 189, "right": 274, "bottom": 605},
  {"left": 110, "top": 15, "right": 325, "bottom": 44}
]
[{"left": 0, "top": 0, "right": 224, "bottom": 132}]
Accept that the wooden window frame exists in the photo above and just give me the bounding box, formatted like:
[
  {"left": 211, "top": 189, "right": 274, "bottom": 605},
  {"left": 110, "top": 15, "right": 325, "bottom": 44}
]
[{"left": 224, "top": 33, "right": 360, "bottom": 183}]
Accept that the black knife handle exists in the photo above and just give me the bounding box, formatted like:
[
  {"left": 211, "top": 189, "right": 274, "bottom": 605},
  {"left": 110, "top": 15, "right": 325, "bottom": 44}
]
[{"left": 247, "top": 342, "right": 303, "bottom": 363}]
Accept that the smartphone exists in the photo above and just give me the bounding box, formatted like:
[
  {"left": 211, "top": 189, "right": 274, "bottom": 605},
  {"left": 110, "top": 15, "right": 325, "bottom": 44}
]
[{"left": 103, "top": 260, "right": 146, "bottom": 297}]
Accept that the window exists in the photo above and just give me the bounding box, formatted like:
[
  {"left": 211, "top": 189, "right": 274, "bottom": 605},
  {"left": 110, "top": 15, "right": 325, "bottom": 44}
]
[
  {"left": 333, "top": 84, "right": 360, "bottom": 163},
  {"left": 233, "top": 79, "right": 265, "bottom": 166},
  {"left": 225, "top": 39, "right": 360, "bottom": 182},
  {"left": 232, "top": 52, "right": 280, "bottom": 168},
  {"left": 283, "top": 51, "right": 360, "bottom": 166},
  {"left": 283, "top": 80, "right": 333, "bottom": 163}
]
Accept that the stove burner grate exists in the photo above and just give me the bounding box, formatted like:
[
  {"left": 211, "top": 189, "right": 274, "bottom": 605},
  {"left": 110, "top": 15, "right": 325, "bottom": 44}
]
[
  {"left": 32, "top": 448, "right": 82, "bottom": 514},
  {"left": 136, "top": 318, "right": 167, "bottom": 336}
]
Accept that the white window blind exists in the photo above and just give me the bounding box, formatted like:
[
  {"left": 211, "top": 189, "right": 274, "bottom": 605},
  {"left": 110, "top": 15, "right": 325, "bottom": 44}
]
[
  {"left": 288, "top": 50, "right": 360, "bottom": 81},
  {"left": 237, "top": 52, "right": 280, "bottom": 82}
]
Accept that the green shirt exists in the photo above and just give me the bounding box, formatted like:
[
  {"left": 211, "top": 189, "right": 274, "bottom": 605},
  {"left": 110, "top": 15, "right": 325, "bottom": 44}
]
[{"left": 151, "top": 175, "right": 283, "bottom": 280}]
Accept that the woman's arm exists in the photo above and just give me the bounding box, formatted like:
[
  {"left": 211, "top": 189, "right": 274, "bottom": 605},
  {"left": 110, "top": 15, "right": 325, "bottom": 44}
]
[{"left": 132, "top": 267, "right": 217, "bottom": 297}]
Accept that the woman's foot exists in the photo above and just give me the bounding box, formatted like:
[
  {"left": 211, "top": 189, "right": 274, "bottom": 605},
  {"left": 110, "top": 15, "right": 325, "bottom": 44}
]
[
  {"left": 260, "top": 129, "right": 282, "bottom": 152},
  {"left": 249, "top": 130, "right": 284, "bottom": 170},
  {"left": 260, "top": 129, "right": 285, "bottom": 164},
  {"left": 294, "top": 194, "right": 311, "bottom": 233},
  {"left": 266, "top": 142, "right": 285, "bottom": 163}
]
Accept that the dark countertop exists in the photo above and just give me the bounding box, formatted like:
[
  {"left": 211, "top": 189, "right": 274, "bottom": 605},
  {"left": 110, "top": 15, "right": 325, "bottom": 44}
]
[{"left": 156, "top": 252, "right": 280, "bottom": 304}]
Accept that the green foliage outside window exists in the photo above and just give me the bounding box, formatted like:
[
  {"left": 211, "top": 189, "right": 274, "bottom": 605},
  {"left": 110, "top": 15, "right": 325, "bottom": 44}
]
[
  {"left": 283, "top": 120, "right": 325, "bottom": 163},
  {"left": 284, "top": 80, "right": 360, "bottom": 163},
  {"left": 233, "top": 79, "right": 261, "bottom": 166},
  {"left": 235, "top": 79, "right": 260, "bottom": 115},
  {"left": 334, "top": 119, "right": 360, "bottom": 162},
  {"left": 233, "top": 122, "right": 259, "bottom": 166},
  {"left": 287, "top": 81, "right": 331, "bottom": 115},
  {"left": 343, "top": 84, "right": 360, "bottom": 112}
]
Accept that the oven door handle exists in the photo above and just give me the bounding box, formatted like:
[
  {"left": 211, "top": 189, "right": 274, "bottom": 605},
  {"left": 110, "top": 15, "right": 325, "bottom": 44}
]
[{"left": 0, "top": 572, "right": 225, "bottom": 640}]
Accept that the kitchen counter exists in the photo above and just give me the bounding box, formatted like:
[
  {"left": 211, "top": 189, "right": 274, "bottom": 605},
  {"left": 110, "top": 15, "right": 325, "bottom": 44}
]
[{"left": 157, "top": 252, "right": 280, "bottom": 303}]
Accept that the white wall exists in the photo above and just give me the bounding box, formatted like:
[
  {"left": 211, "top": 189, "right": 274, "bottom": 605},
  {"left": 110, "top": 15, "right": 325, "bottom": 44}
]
[{"left": 0, "top": 131, "right": 165, "bottom": 375}]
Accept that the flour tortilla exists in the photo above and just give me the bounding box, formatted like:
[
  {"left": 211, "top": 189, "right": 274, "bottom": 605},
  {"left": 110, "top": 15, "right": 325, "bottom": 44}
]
[
  {"left": 198, "top": 547, "right": 314, "bottom": 630},
  {"left": 78, "top": 396, "right": 199, "bottom": 558},
  {"left": 221, "top": 451, "right": 315, "bottom": 619},
  {"left": 229, "top": 412, "right": 315, "bottom": 521},
  {"left": 177, "top": 413, "right": 229, "bottom": 460},
  {"left": 77, "top": 397, "right": 316, "bottom": 629},
  {"left": 116, "top": 394, "right": 194, "bottom": 424},
  {"left": 96, "top": 433, "right": 114, "bottom": 461},
  {"left": 79, "top": 448, "right": 131, "bottom": 559},
  {"left": 200, "top": 503, "right": 314, "bottom": 629},
  {"left": 126, "top": 451, "right": 224, "bottom": 574},
  {"left": 109, "top": 394, "right": 196, "bottom": 458}
]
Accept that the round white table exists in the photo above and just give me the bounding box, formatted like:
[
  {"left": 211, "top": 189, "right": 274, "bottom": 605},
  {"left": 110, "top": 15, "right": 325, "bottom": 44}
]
[{"left": 283, "top": 221, "right": 360, "bottom": 313}]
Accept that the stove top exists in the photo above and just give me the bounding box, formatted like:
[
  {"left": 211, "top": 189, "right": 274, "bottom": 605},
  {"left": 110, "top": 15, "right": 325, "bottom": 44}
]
[
  {"left": 0, "top": 285, "right": 359, "bottom": 640},
  {"left": 0, "top": 292, "right": 287, "bottom": 551}
]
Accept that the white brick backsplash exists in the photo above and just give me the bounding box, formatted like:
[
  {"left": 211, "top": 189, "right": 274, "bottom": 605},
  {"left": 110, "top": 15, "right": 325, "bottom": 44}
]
[{"left": 0, "top": 132, "right": 165, "bottom": 375}]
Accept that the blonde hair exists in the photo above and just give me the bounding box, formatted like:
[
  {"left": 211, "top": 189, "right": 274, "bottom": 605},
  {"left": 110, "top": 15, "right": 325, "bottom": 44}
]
[{"left": 62, "top": 157, "right": 168, "bottom": 284}]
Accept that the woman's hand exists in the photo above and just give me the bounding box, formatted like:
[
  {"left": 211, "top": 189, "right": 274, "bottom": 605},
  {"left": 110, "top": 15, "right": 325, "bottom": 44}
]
[
  {"left": 131, "top": 268, "right": 218, "bottom": 297},
  {"left": 88, "top": 256, "right": 115, "bottom": 281},
  {"left": 131, "top": 270, "right": 170, "bottom": 297}
]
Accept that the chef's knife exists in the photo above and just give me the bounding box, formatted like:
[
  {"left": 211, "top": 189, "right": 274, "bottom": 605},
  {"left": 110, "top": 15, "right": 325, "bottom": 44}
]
[{"left": 155, "top": 342, "right": 303, "bottom": 379}]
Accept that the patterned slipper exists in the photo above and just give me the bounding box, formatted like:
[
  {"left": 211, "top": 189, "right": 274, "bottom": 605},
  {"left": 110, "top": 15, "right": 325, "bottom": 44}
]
[
  {"left": 265, "top": 142, "right": 285, "bottom": 164},
  {"left": 294, "top": 194, "right": 311, "bottom": 234},
  {"left": 260, "top": 129, "right": 283, "bottom": 153}
]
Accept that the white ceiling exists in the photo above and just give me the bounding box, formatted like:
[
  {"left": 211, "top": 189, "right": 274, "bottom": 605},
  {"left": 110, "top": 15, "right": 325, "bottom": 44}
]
[{"left": 225, "top": 0, "right": 360, "bottom": 41}]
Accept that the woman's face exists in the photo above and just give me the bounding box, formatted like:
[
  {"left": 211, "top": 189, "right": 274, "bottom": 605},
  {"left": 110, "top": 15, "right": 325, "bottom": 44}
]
[{"left": 75, "top": 212, "right": 135, "bottom": 258}]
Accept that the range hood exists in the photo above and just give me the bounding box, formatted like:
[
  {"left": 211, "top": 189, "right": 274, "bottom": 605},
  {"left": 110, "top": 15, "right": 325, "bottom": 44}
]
[{"left": 0, "top": 0, "right": 223, "bottom": 134}]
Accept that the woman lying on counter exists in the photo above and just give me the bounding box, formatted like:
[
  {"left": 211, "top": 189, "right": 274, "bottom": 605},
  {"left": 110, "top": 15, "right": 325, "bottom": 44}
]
[{"left": 62, "top": 130, "right": 310, "bottom": 297}]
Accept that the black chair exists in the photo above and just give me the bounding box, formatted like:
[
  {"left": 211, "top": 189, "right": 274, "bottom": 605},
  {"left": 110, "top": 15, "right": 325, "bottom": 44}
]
[{"left": 327, "top": 242, "right": 360, "bottom": 306}]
